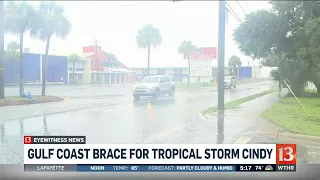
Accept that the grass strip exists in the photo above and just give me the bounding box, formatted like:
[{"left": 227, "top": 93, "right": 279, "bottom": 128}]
[{"left": 261, "top": 97, "right": 320, "bottom": 136}]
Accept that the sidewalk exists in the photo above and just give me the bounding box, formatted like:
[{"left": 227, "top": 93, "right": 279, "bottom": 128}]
[
  {"left": 199, "top": 91, "right": 320, "bottom": 163},
  {"left": 4, "top": 82, "right": 136, "bottom": 87}
]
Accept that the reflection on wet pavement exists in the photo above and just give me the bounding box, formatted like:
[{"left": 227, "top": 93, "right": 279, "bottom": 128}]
[
  {"left": 0, "top": 81, "right": 276, "bottom": 163},
  {"left": 217, "top": 111, "right": 224, "bottom": 144}
]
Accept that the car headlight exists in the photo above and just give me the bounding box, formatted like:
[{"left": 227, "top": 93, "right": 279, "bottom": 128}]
[
  {"left": 147, "top": 86, "right": 155, "bottom": 89},
  {"left": 146, "top": 86, "right": 155, "bottom": 91}
]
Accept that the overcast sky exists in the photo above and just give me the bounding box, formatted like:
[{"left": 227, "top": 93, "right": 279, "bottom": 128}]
[{"left": 4, "top": 1, "right": 270, "bottom": 68}]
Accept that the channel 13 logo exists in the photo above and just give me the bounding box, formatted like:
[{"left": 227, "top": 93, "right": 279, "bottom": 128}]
[{"left": 276, "top": 144, "right": 296, "bottom": 164}]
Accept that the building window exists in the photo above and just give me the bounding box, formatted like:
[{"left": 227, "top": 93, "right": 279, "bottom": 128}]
[
  {"left": 110, "top": 61, "right": 115, "bottom": 68},
  {"left": 91, "top": 60, "right": 94, "bottom": 68},
  {"left": 157, "top": 69, "right": 166, "bottom": 74}
]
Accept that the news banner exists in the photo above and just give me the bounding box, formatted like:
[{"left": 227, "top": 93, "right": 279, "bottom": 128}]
[{"left": 24, "top": 136, "right": 296, "bottom": 172}]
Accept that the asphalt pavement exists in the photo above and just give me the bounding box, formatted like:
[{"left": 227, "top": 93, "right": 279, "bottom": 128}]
[{"left": 0, "top": 81, "right": 275, "bottom": 163}]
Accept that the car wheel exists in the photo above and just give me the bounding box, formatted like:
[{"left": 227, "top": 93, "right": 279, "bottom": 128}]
[
  {"left": 168, "top": 87, "right": 175, "bottom": 96},
  {"left": 234, "top": 84, "right": 236, "bottom": 88},
  {"left": 133, "top": 95, "right": 140, "bottom": 99},
  {"left": 153, "top": 89, "right": 160, "bottom": 98}
]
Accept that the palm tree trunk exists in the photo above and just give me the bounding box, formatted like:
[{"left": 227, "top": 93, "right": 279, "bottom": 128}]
[
  {"left": 72, "top": 61, "right": 75, "bottom": 84},
  {"left": 19, "top": 33, "right": 24, "bottom": 95},
  {"left": 147, "top": 45, "right": 150, "bottom": 75},
  {"left": 42, "top": 36, "right": 51, "bottom": 96},
  {"left": 187, "top": 55, "right": 190, "bottom": 84}
]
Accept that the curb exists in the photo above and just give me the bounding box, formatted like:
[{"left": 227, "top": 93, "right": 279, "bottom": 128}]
[
  {"left": 279, "top": 132, "right": 320, "bottom": 142},
  {"left": 254, "top": 132, "right": 320, "bottom": 145},
  {"left": 5, "top": 83, "right": 132, "bottom": 87},
  {"left": 196, "top": 112, "right": 212, "bottom": 123}
]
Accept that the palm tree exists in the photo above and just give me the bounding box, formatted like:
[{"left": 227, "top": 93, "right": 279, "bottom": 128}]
[
  {"left": 228, "top": 55, "right": 242, "bottom": 76},
  {"left": 178, "top": 40, "right": 197, "bottom": 84},
  {"left": 30, "top": 1, "right": 71, "bottom": 96},
  {"left": 136, "top": 24, "right": 162, "bottom": 75},
  {"left": 67, "top": 53, "right": 81, "bottom": 84},
  {"left": 4, "top": 1, "right": 35, "bottom": 95},
  {"left": 4, "top": 41, "right": 20, "bottom": 83}
]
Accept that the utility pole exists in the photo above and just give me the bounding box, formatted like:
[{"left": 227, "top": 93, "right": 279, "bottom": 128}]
[
  {"left": 94, "top": 39, "right": 99, "bottom": 83},
  {"left": 0, "top": 1, "right": 4, "bottom": 99},
  {"left": 218, "top": 0, "right": 226, "bottom": 111}
]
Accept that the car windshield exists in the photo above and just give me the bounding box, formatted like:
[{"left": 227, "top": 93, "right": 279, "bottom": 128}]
[{"left": 141, "top": 76, "right": 160, "bottom": 83}]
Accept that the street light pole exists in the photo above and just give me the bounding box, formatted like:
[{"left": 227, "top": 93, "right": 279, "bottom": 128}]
[
  {"left": 0, "top": 1, "right": 4, "bottom": 99},
  {"left": 217, "top": 0, "right": 226, "bottom": 111}
]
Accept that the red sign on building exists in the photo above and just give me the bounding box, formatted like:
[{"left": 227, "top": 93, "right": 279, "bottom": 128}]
[
  {"left": 83, "top": 46, "right": 101, "bottom": 53},
  {"left": 183, "top": 47, "right": 217, "bottom": 60}
]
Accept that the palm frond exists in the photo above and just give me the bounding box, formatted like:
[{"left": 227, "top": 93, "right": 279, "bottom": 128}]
[
  {"left": 136, "top": 24, "right": 162, "bottom": 49},
  {"left": 178, "top": 40, "right": 197, "bottom": 54},
  {"left": 4, "top": 1, "right": 35, "bottom": 35}
]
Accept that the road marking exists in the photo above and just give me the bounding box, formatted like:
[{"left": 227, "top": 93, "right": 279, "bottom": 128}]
[
  {"left": 144, "top": 126, "right": 185, "bottom": 143},
  {"left": 233, "top": 136, "right": 253, "bottom": 144}
]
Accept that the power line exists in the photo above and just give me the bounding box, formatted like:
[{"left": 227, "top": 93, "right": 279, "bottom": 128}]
[
  {"left": 226, "top": 2, "right": 243, "bottom": 24},
  {"left": 228, "top": 2, "right": 270, "bottom": 57},
  {"left": 236, "top": 0, "right": 248, "bottom": 15}
]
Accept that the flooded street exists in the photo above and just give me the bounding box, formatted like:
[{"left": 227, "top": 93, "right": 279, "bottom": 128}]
[{"left": 1, "top": 81, "right": 317, "bottom": 163}]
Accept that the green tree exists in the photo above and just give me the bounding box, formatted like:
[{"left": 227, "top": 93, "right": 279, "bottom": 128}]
[
  {"left": 4, "top": 41, "right": 19, "bottom": 61},
  {"left": 67, "top": 53, "right": 81, "bottom": 84},
  {"left": 228, "top": 55, "right": 242, "bottom": 77},
  {"left": 30, "top": 1, "right": 71, "bottom": 96},
  {"left": 136, "top": 24, "right": 162, "bottom": 75},
  {"left": 233, "top": 1, "right": 320, "bottom": 96},
  {"left": 4, "top": 41, "right": 20, "bottom": 82},
  {"left": 178, "top": 40, "right": 197, "bottom": 84},
  {"left": 4, "top": 1, "right": 35, "bottom": 95}
]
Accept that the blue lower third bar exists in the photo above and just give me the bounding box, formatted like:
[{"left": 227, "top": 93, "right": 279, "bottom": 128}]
[{"left": 76, "top": 164, "right": 236, "bottom": 172}]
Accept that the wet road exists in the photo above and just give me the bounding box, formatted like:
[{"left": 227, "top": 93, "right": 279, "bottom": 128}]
[{"left": 0, "top": 81, "right": 274, "bottom": 163}]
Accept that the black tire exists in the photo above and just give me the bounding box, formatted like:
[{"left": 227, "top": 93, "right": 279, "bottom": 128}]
[
  {"left": 133, "top": 95, "right": 140, "bottom": 99},
  {"left": 168, "top": 87, "right": 175, "bottom": 96},
  {"left": 153, "top": 88, "right": 160, "bottom": 98}
]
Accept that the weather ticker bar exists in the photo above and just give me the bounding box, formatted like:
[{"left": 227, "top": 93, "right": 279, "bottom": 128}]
[{"left": 24, "top": 164, "right": 296, "bottom": 172}]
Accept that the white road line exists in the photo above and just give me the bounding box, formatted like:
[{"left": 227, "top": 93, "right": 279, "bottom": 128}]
[{"left": 233, "top": 136, "right": 253, "bottom": 144}]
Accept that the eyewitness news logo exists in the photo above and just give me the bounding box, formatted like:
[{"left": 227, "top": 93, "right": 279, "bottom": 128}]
[{"left": 23, "top": 136, "right": 296, "bottom": 172}]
